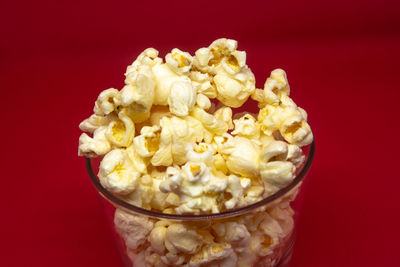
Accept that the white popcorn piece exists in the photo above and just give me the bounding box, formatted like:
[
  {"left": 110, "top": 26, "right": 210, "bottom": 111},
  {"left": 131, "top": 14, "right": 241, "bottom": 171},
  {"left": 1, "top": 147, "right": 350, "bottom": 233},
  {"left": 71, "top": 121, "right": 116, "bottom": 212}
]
[
  {"left": 78, "top": 126, "right": 111, "bottom": 157},
  {"left": 165, "top": 48, "right": 193, "bottom": 75},
  {"left": 214, "top": 69, "right": 255, "bottom": 108},
  {"left": 93, "top": 88, "right": 120, "bottom": 116},
  {"left": 98, "top": 148, "right": 141, "bottom": 195},
  {"left": 191, "top": 106, "right": 228, "bottom": 135},
  {"left": 219, "top": 136, "right": 260, "bottom": 179},
  {"left": 120, "top": 66, "right": 155, "bottom": 123},
  {"left": 196, "top": 93, "right": 211, "bottom": 110},
  {"left": 152, "top": 63, "right": 192, "bottom": 106},
  {"left": 231, "top": 113, "right": 259, "bottom": 138},
  {"left": 165, "top": 223, "right": 201, "bottom": 254},
  {"left": 175, "top": 195, "right": 219, "bottom": 214},
  {"left": 105, "top": 108, "right": 135, "bottom": 147},
  {"left": 133, "top": 125, "right": 161, "bottom": 158},
  {"left": 189, "top": 71, "right": 218, "bottom": 98},
  {"left": 225, "top": 175, "right": 244, "bottom": 209},
  {"left": 260, "top": 161, "right": 296, "bottom": 187},
  {"left": 214, "top": 106, "right": 234, "bottom": 130},
  {"left": 159, "top": 166, "right": 184, "bottom": 193},
  {"left": 122, "top": 174, "right": 154, "bottom": 210},
  {"left": 287, "top": 144, "right": 305, "bottom": 168},
  {"left": 213, "top": 222, "right": 250, "bottom": 253},
  {"left": 263, "top": 68, "right": 290, "bottom": 106},
  {"left": 182, "top": 161, "right": 208, "bottom": 182},
  {"left": 185, "top": 142, "right": 215, "bottom": 164},
  {"left": 114, "top": 209, "right": 154, "bottom": 250},
  {"left": 189, "top": 242, "right": 237, "bottom": 267},
  {"left": 125, "top": 48, "right": 162, "bottom": 85},
  {"left": 125, "top": 144, "right": 148, "bottom": 174},
  {"left": 79, "top": 114, "right": 110, "bottom": 133},
  {"left": 167, "top": 80, "right": 197, "bottom": 116},
  {"left": 260, "top": 140, "right": 289, "bottom": 163}
]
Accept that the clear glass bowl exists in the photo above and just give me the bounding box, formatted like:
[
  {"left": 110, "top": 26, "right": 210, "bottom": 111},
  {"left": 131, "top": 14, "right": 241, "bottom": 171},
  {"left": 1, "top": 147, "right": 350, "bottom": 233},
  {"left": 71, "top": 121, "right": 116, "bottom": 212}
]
[{"left": 86, "top": 141, "right": 315, "bottom": 267}]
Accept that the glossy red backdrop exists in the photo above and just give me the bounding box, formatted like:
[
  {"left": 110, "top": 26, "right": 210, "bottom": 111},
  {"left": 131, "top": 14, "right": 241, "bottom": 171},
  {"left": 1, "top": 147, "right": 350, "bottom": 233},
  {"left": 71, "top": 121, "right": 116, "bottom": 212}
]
[{"left": 1, "top": 0, "right": 399, "bottom": 266}]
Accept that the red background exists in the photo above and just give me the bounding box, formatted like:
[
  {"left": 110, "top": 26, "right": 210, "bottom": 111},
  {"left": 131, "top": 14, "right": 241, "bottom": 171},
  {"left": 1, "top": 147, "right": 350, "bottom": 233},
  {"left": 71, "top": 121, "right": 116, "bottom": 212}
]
[{"left": 1, "top": 0, "right": 399, "bottom": 266}]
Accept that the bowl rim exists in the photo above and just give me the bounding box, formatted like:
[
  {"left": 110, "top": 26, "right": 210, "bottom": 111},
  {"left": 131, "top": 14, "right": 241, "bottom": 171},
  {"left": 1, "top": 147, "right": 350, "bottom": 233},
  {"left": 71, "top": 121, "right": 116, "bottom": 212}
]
[{"left": 85, "top": 140, "right": 315, "bottom": 221}]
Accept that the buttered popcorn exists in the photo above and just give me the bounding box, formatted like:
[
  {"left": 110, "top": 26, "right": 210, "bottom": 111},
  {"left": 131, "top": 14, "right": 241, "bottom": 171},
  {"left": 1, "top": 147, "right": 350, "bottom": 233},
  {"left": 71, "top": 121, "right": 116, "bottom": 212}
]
[{"left": 78, "top": 38, "right": 313, "bottom": 267}]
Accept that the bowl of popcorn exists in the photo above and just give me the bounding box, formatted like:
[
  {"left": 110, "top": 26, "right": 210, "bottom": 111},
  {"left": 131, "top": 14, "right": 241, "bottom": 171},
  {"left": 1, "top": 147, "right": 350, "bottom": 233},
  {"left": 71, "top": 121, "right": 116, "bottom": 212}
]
[{"left": 79, "top": 38, "right": 315, "bottom": 267}]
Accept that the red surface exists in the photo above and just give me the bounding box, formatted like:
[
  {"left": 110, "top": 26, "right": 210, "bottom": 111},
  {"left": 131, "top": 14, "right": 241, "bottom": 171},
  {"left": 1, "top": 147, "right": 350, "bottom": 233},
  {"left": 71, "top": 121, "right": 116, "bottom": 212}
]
[{"left": 1, "top": 0, "right": 399, "bottom": 266}]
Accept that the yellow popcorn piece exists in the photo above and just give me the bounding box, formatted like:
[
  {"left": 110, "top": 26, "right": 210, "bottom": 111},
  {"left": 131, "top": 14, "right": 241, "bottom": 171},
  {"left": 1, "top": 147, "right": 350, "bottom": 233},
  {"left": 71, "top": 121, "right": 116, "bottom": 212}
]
[
  {"left": 167, "top": 80, "right": 197, "bottom": 117},
  {"left": 78, "top": 126, "right": 111, "bottom": 157},
  {"left": 105, "top": 108, "right": 135, "bottom": 147},
  {"left": 133, "top": 125, "right": 161, "bottom": 158},
  {"left": 98, "top": 148, "right": 140, "bottom": 195},
  {"left": 278, "top": 106, "right": 313, "bottom": 146},
  {"left": 151, "top": 117, "right": 173, "bottom": 166},
  {"left": 93, "top": 88, "right": 120, "bottom": 116},
  {"left": 165, "top": 48, "right": 193, "bottom": 75}
]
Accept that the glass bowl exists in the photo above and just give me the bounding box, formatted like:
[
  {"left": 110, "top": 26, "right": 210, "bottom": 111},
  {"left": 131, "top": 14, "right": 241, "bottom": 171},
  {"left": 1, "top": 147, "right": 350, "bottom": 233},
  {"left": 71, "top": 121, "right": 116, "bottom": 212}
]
[{"left": 85, "top": 141, "right": 315, "bottom": 267}]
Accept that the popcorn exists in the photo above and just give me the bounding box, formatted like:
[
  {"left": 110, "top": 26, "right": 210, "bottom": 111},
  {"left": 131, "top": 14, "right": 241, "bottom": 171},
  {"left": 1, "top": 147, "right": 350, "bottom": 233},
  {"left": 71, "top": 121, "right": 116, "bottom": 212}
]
[
  {"left": 78, "top": 38, "right": 314, "bottom": 267},
  {"left": 105, "top": 108, "right": 135, "bottom": 147},
  {"left": 93, "top": 88, "right": 120, "bottom": 116},
  {"left": 191, "top": 106, "right": 228, "bottom": 135},
  {"left": 219, "top": 136, "right": 260, "bottom": 179},
  {"left": 133, "top": 125, "right": 161, "bottom": 158},
  {"left": 231, "top": 113, "right": 259, "bottom": 138},
  {"left": 151, "top": 117, "right": 173, "bottom": 166},
  {"left": 165, "top": 223, "right": 201, "bottom": 254},
  {"left": 260, "top": 161, "right": 296, "bottom": 187},
  {"left": 98, "top": 148, "right": 141, "bottom": 195},
  {"left": 189, "top": 242, "right": 237, "bottom": 267},
  {"left": 212, "top": 222, "right": 250, "bottom": 252},
  {"left": 214, "top": 106, "right": 234, "bottom": 130},
  {"left": 189, "top": 71, "right": 217, "bottom": 98},
  {"left": 278, "top": 106, "right": 313, "bottom": 147},
  {"left": 263, "top": 69, "right": 290, "bottom": 106},
  {"left": 78, "top": 126, "right": 111, "bottom": 157},
  {"left": 114, "top": 209, "right": 154, "bottom": 250},
  {"left": 79, "top": 114, "right": 110, "bottom": 133},
  {"left": 196, "top": 93, "right": 211, "bottom": 110},
  {"left": 185, "top": 142, "right": 215, "bottom": 164},
  {"left": 159, "top": 166, "right": 184, "bottom": 193},
  {"left": 152, "top": 63, "right": 192, "bottom": 106},
  {"left": 167, "top": 80, "right": 197, "bottom": 116},
  {"left": 214, "top": 68, "right": 255, "bottom": 108},
  {"left": 287, "top": 144, "right": 306, "bottom": 168},
  {"left": 165, "top": 48, "right": 193, "bottom": 75}
]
